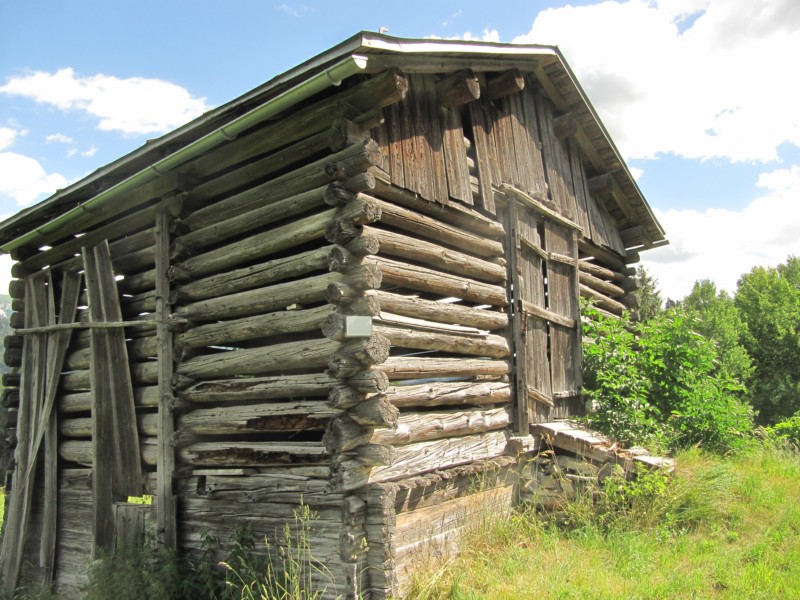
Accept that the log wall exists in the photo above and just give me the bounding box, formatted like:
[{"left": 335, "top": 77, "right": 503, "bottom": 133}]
[{"left": 1, "top": 63, "right": 644, "bottom": 599}]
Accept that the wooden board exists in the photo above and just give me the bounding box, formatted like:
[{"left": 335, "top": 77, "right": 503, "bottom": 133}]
[{"left": 83, "top": 241, "right": 144, "bottom": 557}]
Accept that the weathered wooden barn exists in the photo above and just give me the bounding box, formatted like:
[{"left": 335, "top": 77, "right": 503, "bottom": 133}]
[{"left": 0, "top": 33, "right": 666, "bottom": 598}]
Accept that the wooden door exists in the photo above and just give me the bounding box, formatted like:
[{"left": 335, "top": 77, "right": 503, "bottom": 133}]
[{"left": 508, "top": 200, "right": 583, "bottom": 430}]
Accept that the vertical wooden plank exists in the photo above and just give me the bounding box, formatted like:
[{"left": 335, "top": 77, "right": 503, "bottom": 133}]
[
  {"left": 491, "top": 98, "right": 519, "bottom": 188},
  {"left": 155, "top": 205, "right": 177, "bottom": 549},
  {"left": 420, "top": 74, "right": 450, "bottom": 205},
  {"left": 409, "top": 75, "right": 434, "bottom": 201},
  {"left": 468, "top": 100, "right": 497, "bottom": 214},
  {"left": 505, "top": 203, "right": 528, "bottom": 434},
  {"left": 39, "top": 271, "right": 80, "bottom": 585},
  {"left": 534, "top": 91, "right": 580, "bottom": 222},
  {"left": 504, "top": 94, "right": 532, "bottom": 195},
  {"left": 543, "top": 222, "right": 579, "bottom": 419},
  {"left": 92, "top": 242, "right": 143, "bottom": 498},
  {"left": 567, "top": 138, "right": 593, "bottom": 237},
  {"left": 441, "top": 107, "right": 472, "bottom": 205},
  {"left": 519, "top": 86, "right": 549, "bottom": 197},
  {"left": 386, "top": 103, "right": 405, "bottom": 189},
  {"left": 370, "top": 115, "right": 391, "bottom": 176},
  {"left": 399, "top": 92, "right": 419, "bottom": 196},
  {"left": 83, "top": 248, "right": 115, "bottom": 557},
  {"left": 0, "top": 273, "right": 49, "bottom": 592},
  {"left": 516, "top": 210, "right": 552, "bottom": 424}
]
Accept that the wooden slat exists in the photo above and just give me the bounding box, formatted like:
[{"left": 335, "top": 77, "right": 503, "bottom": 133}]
[
  {"left": 386, "top": 103, "right": 405, "bottom": 189},
  {"left": 40, "top": 272, "right": 81, "bottom": 585},
  {"left": 419, "top": 74, "right": 450, "bottom": 204},
  {"left": 441, "top": 106, "right": 472, "bottom": 204},
  {"left": 521, "top": 299, "right": 576, "bottom": 330},
  {"left": 468, "top": 99, "right": 497, "bottom": 214},
  {"left": 0, "top": 272, "right": 50, "bottom": 592},
  {"left": 83, "top": 241, "right": 144, "bottom": 557},
  {"left": 155, "top": 206, "right": 177, "bottom": 549}
]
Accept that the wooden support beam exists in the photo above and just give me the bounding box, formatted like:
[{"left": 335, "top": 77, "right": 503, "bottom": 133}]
[
  {"left": 486, "top": 68, "right": 525, "bottom": 100},
  {"left": 436, "top": 69, "right": 481, "bottom": 107},
  {"left": 155, "top": 206, "right": 177, "bottom": 549},
  {"left": 553, "top": 112, "right": 578, "bottom": 140}
]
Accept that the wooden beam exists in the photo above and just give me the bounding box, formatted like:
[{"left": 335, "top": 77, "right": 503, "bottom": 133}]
[
  {"left": 436, "top": 69, "right": 481, "bottom": 107},
  {"left": 486, "top": 69, "right": 525, "bottom": 100},
  {"left": 155, "top": 205, "right": 177, "bottom": 549}
]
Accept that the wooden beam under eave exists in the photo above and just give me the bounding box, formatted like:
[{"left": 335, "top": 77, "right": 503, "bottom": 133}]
[
  {"left": 436, "top": 69, "right": 480, "bottom": 107},
  {"left": 553, "top": 112, "right": 577, "bottom": 140},
  {"left": 486, "top": 68, "right": 525, "bottom": 100}
]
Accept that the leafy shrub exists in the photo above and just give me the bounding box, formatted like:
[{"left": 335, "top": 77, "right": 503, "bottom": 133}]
[
  {"left": 583, "top": 303, "right": 754, "bottom": 452},
  {"left": 766, "top": 412, "right": 800, "bottom": 442}
]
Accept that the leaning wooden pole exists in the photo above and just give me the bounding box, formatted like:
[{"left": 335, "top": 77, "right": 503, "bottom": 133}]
[{"left": 156, "top": 198, "right": 178, "bottom": 549}]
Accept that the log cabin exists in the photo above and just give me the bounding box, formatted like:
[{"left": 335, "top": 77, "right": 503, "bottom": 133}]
[{"left": 0, "top": 32, "right": 666, "bottom": 598}]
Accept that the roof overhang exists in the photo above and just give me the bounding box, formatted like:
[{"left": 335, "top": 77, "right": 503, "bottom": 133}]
[{"left": 0, "top": 32, "right": 665, "bottom": 254}]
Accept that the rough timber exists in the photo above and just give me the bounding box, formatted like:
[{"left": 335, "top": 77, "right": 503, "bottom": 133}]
[{"left": 0, "top": 32, "right": 665, "bottom": 599}]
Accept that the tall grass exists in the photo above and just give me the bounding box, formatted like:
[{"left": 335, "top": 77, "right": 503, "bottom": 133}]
[{"left": 408, "top": 442, "right": 800, "bottom": 599}]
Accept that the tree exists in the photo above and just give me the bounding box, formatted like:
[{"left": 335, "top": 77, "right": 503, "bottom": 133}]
[
  {"left": 635, "top": 265, "right": 664, "bottom": 322},
  {"left": 682, "top": 279, "right": 753, "bottom": 385},
  {"left": 734, "top": 256, "right": 800, "bottom": 424}
]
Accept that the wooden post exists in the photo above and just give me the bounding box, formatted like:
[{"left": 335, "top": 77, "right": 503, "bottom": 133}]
[{"left": 156, "top": 201, "right": 178, "bottom": 549}]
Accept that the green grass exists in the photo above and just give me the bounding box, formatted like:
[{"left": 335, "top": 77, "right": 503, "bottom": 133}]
[
  {"left": 407, "top": 442, "right": 800, "bottom": 599},
  {"left": 0, "top": 487, "right": 5, "bottom": 526}
]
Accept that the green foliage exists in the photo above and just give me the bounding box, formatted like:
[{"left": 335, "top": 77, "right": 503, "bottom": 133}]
[
  {"left": 582, "top": 302, "right": 754, "bottom": 452},
  {"left": 735, "top": 256, "right": 800, "bottom": 424},
  {"left": 766, "top": 412, "right": 800, "bottom": 443},
  {"left": 635, "top": 265, "right": 664, "bottom": 322},
  {"left": 682, "top": 279, "right": 753, "bottom": 384},
  {"left": 83, "top": 503, "right": 332, "bottom": 600},
  {"left": 409, "top": 444, "right": 800, "bottom": 599},
  {"left": 83, "top": 543, "right": 183, "bottom": 600}
]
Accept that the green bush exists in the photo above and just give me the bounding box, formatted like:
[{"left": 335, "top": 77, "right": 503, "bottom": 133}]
[
  {"left": 766, "top": 412, "right": 800, "bottom": 442},
  {"left": 583, "top": 303, "right": 754, "bottom": 453}
]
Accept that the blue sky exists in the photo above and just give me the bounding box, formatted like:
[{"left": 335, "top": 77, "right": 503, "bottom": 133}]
[{"left": 1, "top": 0, "right": 798, "bottom": 300}]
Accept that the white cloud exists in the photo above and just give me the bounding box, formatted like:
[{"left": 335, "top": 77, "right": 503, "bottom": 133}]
[
  {"left": 641, "top": 163, "right": 800, "bottom": 299},
  {"left": 430, "top": 29, "right": 502, "bottom": 42},
  {"left": 0, "top": 253, "right": 13, "bottom": 298},
  {"left": 513, "top": 0, "right": 800, "bottom": 163},
  {"left": 45, "top": 133, "right": 73, "bottom": 144},
  {"left": 81, "top": 145, "right": 97, "bottom": 158},
  {"left": 0, "top": 128, "right": 17, "bottom": 151},
  {"left": 0, "top": 152, "right": 68, "bottom": 206},
  {"left": 0, "top": 68, "right": 210, "bottom": 135}
]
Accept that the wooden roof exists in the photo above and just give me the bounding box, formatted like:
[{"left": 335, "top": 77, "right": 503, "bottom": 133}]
[{"left": 0, "top": 32, "right": 665, "bottom": 253}]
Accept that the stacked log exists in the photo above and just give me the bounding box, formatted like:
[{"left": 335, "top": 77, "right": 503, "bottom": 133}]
[{"left": 578, "top": 240, "right": 640, "bottom": 318}]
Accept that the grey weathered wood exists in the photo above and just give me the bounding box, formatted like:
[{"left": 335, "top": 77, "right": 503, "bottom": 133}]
[
  {"left": 436, "top": 69, "right": 480, "bottom": 107},
  {"left": 179, "top": 373, "right": 335, "bottom": 404},
  {"left": 486, "top": 68, "right": 525, "bottom": 100},
  {"left": 371, "top": 290, "right": 507, "bottom": 331},
  {"left": 172, "top": 245, "right": 333, "bottom": 303},
  {"left": 360, "top": 225, "right": 506, "bottom": 283},
  {"left": 185, "top": 139, "right": 382, "bottom": 231},
  {"left": 177, "top": 305, "right": 334, "bottom": 351},
  {"left": 383, "top": 380, "right": 511, "bottom": 409},
  {"left": 177, "top": 337, "right": 341, "bottom": 380},
  {"left": 175, "top": 267, "right": 379, "bottom": 321},
  {"left": 379, "top": 356, "right": 510, "bottom": 380},
  {"left": 371, "top": 196, "right": 503, "bottom": 258},
  {"left": 374, "top": 323, "right": 510, "bottom": 358},
  {"left": 368, "top": 256, "right": 507, "bottom": 306},
  {"left": 0, "top": 272, "right": 49, "bottom": 592},
  {"left": 155, "top": 207, "right": 177, "bottom": 549}
]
